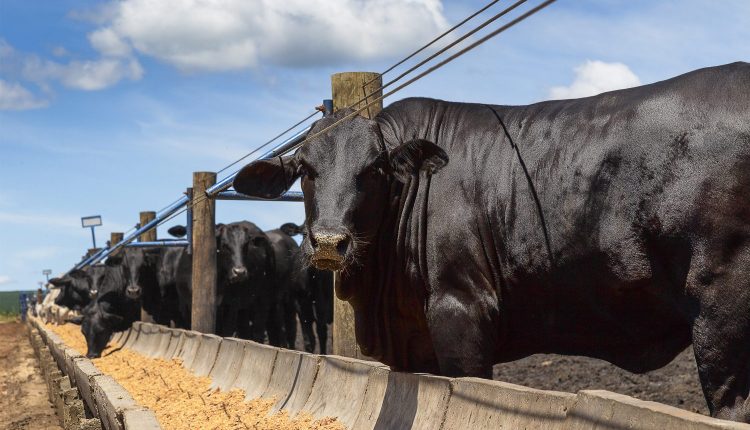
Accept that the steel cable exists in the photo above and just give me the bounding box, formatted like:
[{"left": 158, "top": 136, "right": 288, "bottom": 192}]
[{"left": 80, "top": 0, "right": 557, "bottom": 267}]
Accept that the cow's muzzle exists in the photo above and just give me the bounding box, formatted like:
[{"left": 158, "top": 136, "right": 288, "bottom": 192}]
[
  {"left": 125, "top": 285, "right": 141, "bottom": 300},
  {"left": 229, "top": 266, "right": 248, "bottom": 283},
  {"left": 309, "top": 231, "right": 351, "bottom": 271}
]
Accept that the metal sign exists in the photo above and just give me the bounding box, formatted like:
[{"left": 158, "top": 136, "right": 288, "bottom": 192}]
[{"left": 81, "top": 215, "right": 102, "bottom": 228}]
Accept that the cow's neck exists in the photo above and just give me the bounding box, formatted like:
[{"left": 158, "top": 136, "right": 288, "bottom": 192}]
[
  {"left": 338, "top": 108, "right": 442, "bottom": 370},
  {"left": 339, "top": 174, "right": 438, "bottom": 371}
]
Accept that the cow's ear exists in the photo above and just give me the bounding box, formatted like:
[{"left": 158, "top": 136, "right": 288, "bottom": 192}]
[
  {"left": 388, "top": 139, "right": 448, "bottom": 183},
  {"left": 234, "top": 156, "right": 299, "bottom": 199},
  {"left": 168, "top": 225, "right": 187, "bottom": 238},
  {"left": 279, "top": 223, "right": 303, "bottom": 237},
  {"left": 215, "top": 224, "right": 225, "bottom": 240},
  {"left": 49, "top": 277, "right": 67, "bottom": 287}
]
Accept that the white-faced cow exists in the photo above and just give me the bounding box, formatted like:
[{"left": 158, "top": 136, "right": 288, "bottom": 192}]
[{"left": 234, "top": 62, "right": 750, "bottom": 422}]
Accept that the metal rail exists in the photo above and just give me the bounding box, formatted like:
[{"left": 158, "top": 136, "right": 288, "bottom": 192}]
[
  {"left": 125, "top": 240, "right": 189, "bottom": 248},
  {"left": 73, "top": 195, "right": 189, "bottom": 269},
  {"left": 205, "top": 126, "right": 311, "bottom": 198},
  {"left": 214, "top": 191, "right": 303, "bottom": 201},
  {"left": 71, "top": 107, "right": 319, "bottom": 271}
]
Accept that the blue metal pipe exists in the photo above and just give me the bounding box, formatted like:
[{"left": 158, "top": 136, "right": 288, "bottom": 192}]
[
  {"left": 186, "top": 189, "right": 193, "bottom": 255},
  {"left": 125, "top": 240, "right": 188, "bottom": 248},
  {"left": 214, "top": 190, "right": 303, "bottom": 201},
  {"left": 72, "top": 105, "right": 322, "bottom": 271}
]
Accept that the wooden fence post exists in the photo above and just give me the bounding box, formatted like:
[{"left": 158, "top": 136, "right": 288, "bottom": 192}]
[
  {"left": 138, "top": 211, "right": 156, "bottom": 323},
  {"left": 191, "top": 172, "right": 217, "bottom": 333},
  {"left": 330, "top": 71, "right": 383, "bottom": 359},
  {"left": 110, "top": 232, "right": 123, "bottom": 256}
]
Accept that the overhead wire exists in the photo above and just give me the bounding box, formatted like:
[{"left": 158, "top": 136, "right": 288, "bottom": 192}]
[
  {"left": 81, "top": 0, "right": 557, "bottom": 266},
  {"left": 163, "top": 0, "right": 557, "bottom": 228}
]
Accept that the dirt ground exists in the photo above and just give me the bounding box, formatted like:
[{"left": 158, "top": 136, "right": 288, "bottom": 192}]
[
  {"left": 0, "top": 320, "right": 62, "bottom": 430},
  {"left": 493, "top": 347, "right": 708, "bottom": 415}
]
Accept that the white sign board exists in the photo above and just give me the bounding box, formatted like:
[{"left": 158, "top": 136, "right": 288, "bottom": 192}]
[{"left": 81, "top": 215, "right": 102, "bottom": 228}]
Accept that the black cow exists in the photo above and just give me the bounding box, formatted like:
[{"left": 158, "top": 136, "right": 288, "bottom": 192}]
[
  {"left": 50, "top": 265, "right": 103, "bottom": 311},
  {"left": 167, "top": 222, "right": 276, "bottom": 339},
  {"left": 263, "top": 224, "right": 304, "bottom": 349},
  {"left": 77, "top": 258, "right": 138, "bottom": 358},
  {"left": 279, "top": 223, "right": 334, "bottom": 354},
  {"left": 76, "top": 246, "right": 180, "bottom": 358},
  {"left": 235, "top": 63, "right": 750, "bottom": 422},
  {"left": 154, "top": 242, "right": 191, "bottom": 329}
]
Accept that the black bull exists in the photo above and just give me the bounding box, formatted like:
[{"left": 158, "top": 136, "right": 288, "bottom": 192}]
[{"left": 234, "top": 63, "right": 750, "bottom": 422}]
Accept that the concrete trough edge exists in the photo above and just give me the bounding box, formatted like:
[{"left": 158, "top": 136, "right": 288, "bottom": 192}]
[
  {"left": 105, "top": 321, "right": 750, "bottom": 430},
  {"left": 30, "top": 316, "right": 162, "bottom": 430}
]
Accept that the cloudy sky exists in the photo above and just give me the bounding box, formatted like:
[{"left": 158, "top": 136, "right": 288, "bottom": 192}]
[{"left": 0, "top": 0, "right": 748, "bottom": 291}]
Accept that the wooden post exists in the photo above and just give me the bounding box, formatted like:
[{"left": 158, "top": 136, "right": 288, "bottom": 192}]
[
  {"left": 138, "top": 212, "right": 157, "bottom": 242},
  {"left": 191, "top": 172, "right": 217, "bottom": 334},
  {"left": 111, "top": 232, "right": 124, "bottom": 245},
  {"left": 110, "top": 232, "right": 124, "bottom": 257},
  {"left": 330, "top": 72, "right": 383, "bottom": 359},
  {"left": 138, "top": 211, "right": 156, "bottom": 322}
]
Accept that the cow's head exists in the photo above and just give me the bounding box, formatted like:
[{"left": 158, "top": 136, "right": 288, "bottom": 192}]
[
  {"left": 50, "top": 269, "right": 94, "bottom": 310},
  {"left": 80, "top": 297, "right": 125, "bottom": 358},
  {"left": 216, "top": 222, "right": 271, "bottom": 284},
  {"left": 234, "top": 110, "right": 447, "bottom": 271},
  {"left": 105, "top": 248, "right": 158, "bottom": 301}
]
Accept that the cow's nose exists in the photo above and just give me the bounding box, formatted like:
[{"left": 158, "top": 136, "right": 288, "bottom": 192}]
[
  {"left": 232, "top": 267, "right": 248, "bottom": 278},
  {"left": 87, "top": 352, "right": 101, "bottom": 359},
  {"left": 309, "top": 230, "right": 351, "bottom": 270},
  {"left": 125, "top": 286, "right": 141, "bottom": 299}
]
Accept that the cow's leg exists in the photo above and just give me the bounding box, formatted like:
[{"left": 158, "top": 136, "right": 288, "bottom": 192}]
[
  {"left": 691, "top": 246, "right": 750, "bottom": 422},
  {"left": 218, "top": 303, "right": 239, "bottom": 337},
  {"left": 265, "top": 297, "right": 286, "bottom": 347},
  {"left": 297, "top": 293, "right": 316, "bottom": 353},
  {"left": 235, "top": 308, "right": 252, "bottom": 339},
  {"left": 283, "top": 296, "right": 298, "bottom": 349},
  {"left": 251, "top": 295, "right": 271, "bottom": 344},
  {"left": 316, "top": 282, "right": 333, "bottom": 355},
  {"left": 427, "top": 289, "right": 497, "bottom": 377}
]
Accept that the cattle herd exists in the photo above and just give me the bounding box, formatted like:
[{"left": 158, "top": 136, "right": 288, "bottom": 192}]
[
  {"left": 36, "top": 62, "right": 750, "bottom": 423},
  {"left": 45, "top": 222, "right": 332, "bottom": 361}
]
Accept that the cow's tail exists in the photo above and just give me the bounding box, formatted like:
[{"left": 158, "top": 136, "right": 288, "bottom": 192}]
[{"left": 279, "top": 223, "right": 303, "bottom": 237}]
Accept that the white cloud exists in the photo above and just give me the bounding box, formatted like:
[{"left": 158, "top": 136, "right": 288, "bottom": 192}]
[
  {"left": 60, "top": 58, "right": 143, "bottom": 90},
  {"left": 88, "top": 28, "right": 131, "bottom": 57},
  {"left": 2, "top": 39, "right": 142, "bottom": 93},
  {"left": 21, "top": 54, "right": 143, "bottom": 91},
  {"left": 91, "top": 0, "right": 450, "bottom": 72},
  {"left": 549, "top": 60, "right": 641, "bottom": 100},
  {"left": 0, "top": 276, "right": 13, "bottom": 286},
  {"left": 0, "top": 79, "right": 49, "bottom": 110}
]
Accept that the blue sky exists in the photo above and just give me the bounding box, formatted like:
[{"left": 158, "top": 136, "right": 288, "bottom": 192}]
[{"left": 1, "top": 0, "right": 748, "bottom": 291}]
